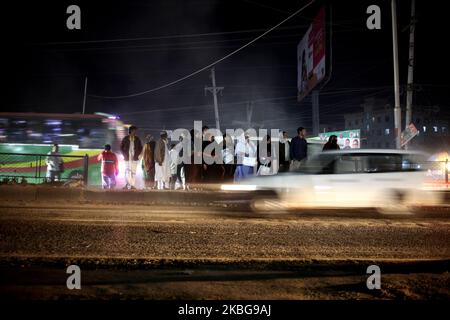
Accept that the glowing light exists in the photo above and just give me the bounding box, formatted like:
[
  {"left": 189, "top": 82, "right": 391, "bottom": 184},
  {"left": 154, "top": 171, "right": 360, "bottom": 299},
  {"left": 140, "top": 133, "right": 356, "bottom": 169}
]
[
  {"left": 46, "top": 120, "right": 61, "bottom": 126},
  {"left": 220, "top": 184, "right": 257, "bottom": 191},
  {"left": 314, "top": 185, "right": 332, "bottom": 190}
]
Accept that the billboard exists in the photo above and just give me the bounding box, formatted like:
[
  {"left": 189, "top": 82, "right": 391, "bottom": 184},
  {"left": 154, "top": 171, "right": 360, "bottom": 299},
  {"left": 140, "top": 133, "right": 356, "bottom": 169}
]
[
  {"left": 400, "top": 123, "right": 419, "bottom": 147},
  {"left": 297, "top": 6, "right": 326, "bottom": 101},
  {"left": 318, "top": 130, "right": 361, "bottom": 149}
]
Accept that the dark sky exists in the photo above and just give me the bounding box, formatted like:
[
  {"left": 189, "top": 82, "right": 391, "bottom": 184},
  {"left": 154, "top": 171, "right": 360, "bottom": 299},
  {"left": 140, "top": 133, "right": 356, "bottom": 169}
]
[{"left": 2, "top": 0, "right": 449, "bottom": 135}]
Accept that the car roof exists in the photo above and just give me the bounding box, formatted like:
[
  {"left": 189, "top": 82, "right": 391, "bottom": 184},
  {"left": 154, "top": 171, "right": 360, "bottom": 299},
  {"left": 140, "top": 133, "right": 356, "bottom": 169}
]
[{"left": 320, "top": 149, "right": 428, "bottom": 156}]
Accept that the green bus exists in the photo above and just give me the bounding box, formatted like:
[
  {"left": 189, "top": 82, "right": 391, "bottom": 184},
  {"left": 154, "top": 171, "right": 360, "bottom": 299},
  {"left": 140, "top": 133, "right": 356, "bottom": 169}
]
[{"left": 0, "top": 112, "right": 126, "bottom": 186}]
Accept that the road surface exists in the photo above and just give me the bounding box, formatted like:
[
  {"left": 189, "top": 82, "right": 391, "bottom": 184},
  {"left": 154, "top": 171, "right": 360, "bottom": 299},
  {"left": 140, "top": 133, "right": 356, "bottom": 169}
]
[
  {"left": 1, "top": 204, "right": 449, "bottom": 261},
  {"left": 0, "top": 203, "right": 449, "bottom": 299}
]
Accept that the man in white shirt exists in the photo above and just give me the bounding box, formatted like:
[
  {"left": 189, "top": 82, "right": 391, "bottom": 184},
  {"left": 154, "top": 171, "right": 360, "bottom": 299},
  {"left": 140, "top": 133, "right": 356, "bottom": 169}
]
[
  {"left": 155, "top": 131, "right": 171, "bottom": 190},
  {"left": 120, "top": 126, "right": 143, "bottom": 190},
  {"left": 234, "top": 132, "right": 257, "bottom": 182},
  {"left": 46, "top": 143, "right": 64, "bottom": 182}
]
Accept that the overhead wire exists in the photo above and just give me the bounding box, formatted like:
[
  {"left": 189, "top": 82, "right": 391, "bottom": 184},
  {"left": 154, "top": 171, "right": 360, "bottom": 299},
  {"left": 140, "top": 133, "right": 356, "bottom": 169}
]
[{"left": 87, "top": 0, "right": 317, "bottom": 99}]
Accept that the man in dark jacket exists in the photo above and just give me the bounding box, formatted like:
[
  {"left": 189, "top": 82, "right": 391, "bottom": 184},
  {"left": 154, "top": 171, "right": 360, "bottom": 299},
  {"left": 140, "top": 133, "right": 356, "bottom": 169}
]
[
  {"left": 290, "top": 127, "right": 307, "bottom": 171},
  {"left": 120, "top": 125, "right": 143, "bottom": 189}
]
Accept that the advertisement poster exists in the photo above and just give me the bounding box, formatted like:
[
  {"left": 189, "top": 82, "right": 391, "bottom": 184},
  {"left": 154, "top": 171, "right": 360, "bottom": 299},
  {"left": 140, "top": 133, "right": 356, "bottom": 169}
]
[
  {"left": 400, "top": 123, "right": 419, "bottom": 147},
  {"left": 297, "top": 6, "right": 326, "bottom": 101},
  {"left": 318, "top": 130, "right": 361, "bottom": 149}
]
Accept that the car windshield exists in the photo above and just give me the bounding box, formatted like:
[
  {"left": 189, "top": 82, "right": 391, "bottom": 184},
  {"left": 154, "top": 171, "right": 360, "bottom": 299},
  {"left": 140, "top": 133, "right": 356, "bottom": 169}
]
[{"left": 294, "top": 152, "right": 427, "bottom": 174}]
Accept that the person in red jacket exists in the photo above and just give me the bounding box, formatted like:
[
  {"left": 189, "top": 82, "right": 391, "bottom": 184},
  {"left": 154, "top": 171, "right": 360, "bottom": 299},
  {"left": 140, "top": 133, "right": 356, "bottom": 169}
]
[{"left": 97, "top": 144, "right": 119, "bottom": 189}]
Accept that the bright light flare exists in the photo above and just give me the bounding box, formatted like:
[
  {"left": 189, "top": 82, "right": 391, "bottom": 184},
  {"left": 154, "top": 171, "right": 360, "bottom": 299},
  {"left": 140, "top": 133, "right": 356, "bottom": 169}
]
[{"left": 220, "top": 184, "right": 257, "bottom": 191}]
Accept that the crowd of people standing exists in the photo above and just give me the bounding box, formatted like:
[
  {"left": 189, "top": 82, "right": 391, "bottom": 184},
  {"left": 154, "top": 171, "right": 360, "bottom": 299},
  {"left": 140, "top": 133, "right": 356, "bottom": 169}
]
[{"left": 97, "top": 125, "right": 311, "bottom": 190}]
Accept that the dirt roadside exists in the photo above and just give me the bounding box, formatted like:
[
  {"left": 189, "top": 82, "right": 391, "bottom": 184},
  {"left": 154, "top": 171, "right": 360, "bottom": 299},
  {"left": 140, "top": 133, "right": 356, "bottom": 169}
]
[{"left": 0, "top": 258, "right": 449, "bottom": 300}]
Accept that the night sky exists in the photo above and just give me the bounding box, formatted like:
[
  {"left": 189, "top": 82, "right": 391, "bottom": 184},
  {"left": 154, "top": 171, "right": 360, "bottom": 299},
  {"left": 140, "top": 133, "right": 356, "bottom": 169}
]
[{"left": 2, "top": 0, "right": 449, "bottom": 136}]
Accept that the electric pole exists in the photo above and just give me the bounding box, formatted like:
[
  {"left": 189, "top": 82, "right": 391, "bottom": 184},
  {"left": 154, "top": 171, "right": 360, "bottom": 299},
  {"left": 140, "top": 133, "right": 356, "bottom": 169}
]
[
  {"left": 82, "top": 76, "right": 88, "bottom": 114},
  {"left": 232, "top": 101, "right": 264, "bottom": 129},
  {"left": 205, "top": 68, "right": 224, "bottom": 131},
  {"left": 391, "top": 0, "right": 402, "bottom": 149},
  {"left": 405, "top": 0, "right": 416, "bottom": 130}
]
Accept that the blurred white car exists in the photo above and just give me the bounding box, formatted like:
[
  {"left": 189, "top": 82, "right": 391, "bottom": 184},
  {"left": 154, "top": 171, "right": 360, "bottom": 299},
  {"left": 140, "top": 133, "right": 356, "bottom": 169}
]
[{"left": 221, "top": 149, "right": 442, "bottom": 214}]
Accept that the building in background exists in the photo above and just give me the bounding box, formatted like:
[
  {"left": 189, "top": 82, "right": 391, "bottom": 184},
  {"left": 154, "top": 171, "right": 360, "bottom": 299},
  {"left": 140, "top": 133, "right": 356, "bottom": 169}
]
[
  {"left": 344, "top": 98, "right": 449, "bottom": 152},
  {"left": 318, "top": 123, "right": 341, "bottom": 133}
]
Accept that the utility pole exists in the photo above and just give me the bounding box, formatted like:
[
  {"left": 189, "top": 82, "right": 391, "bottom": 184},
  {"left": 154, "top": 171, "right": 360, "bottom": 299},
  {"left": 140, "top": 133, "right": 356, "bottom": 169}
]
[
  {"left": 232, "top": 101, "right": 264, "bottom": 129},
  {"left": 82, "top": 77, "right": 88, "bottom": 114},
  {"left": 312, "top": 90, "right": 320, "bottom": 136},
  {"left": 405, "top": 0, "right": 416, "bottom": 130},
  {"left": 204, "top": 68, "right": 224, "bottom": 131},
  {"left": 391, "top": 0, "right": 402, "bottom": 149}
]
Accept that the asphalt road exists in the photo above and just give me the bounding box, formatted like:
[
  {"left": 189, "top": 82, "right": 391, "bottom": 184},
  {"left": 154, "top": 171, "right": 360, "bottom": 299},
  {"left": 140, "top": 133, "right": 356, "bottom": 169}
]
[
  {"left": 0, "top": 204, "right": 449, "bottom": 261},
  {"left": 1, "top": 204, "right": 449, "bottom": 299}
]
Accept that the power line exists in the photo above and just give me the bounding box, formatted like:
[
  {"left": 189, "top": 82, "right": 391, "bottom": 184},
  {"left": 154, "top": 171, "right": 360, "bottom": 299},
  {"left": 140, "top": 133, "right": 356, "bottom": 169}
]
[
  {"left": 30, "top": 25, "right": 310, "bottom": 47},
  {"left": 119, "top": 95, "right": 299, "bottom": 116},
  {"left": 38, "top": 27, "right": 365, "bottom": 54},
  {"left": 117, "top": 86, "right": 391, "bottom": 117},
  {"left": 88, "top": 0, "right": 316, "bottom": 100},
  {"left": 23, "top": 6, "right": 361, "bottom": 47},
  {"left": 44, "top": 34, "right": 303, "bottom": 53}
]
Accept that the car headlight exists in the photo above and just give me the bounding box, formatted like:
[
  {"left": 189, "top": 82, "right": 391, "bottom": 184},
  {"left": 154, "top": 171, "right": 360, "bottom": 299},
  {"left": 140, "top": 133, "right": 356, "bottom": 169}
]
[{"left": 220, "top": 184, "right": 257, "bottom": 191}]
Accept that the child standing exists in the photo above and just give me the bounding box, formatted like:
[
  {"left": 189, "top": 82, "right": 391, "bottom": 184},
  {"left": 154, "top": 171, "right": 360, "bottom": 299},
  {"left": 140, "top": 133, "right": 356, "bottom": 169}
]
[{"left": 97, "top": 144, "right": 119, "bottom": 189}]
